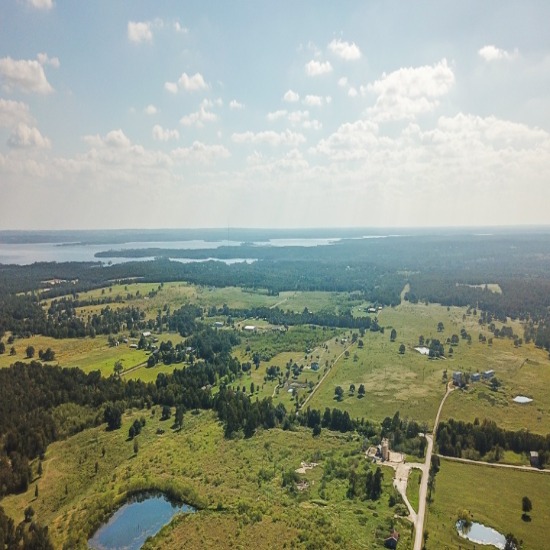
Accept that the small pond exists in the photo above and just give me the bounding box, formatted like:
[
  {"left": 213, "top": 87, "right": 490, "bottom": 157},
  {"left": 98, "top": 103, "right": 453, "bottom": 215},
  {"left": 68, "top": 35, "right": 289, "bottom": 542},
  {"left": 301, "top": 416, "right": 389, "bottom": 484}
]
[
  {"left": 513, "top": 395, "right": 533, "bottom": 404},
  {"left": 456, "top": 520, "right": 506, "bottom": 549},
  {"left": 88, "top": 492, "right": 195, "bottom": 550}
]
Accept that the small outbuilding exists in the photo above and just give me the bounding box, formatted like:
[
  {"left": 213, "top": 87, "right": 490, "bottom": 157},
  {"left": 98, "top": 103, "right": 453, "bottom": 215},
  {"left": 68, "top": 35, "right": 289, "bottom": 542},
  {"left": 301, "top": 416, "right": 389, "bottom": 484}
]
[
  {"left": 471, "top": 372, "right": 481, "bottom": 382},
  {"left": 530, "top": 451, "right": 540, "bottom": 468},
  {"left": 384, "top": 530, "right": 399, "bottom": 549},
  {"left": 243, "top": 325, "right": 256, "bottom": 331}
]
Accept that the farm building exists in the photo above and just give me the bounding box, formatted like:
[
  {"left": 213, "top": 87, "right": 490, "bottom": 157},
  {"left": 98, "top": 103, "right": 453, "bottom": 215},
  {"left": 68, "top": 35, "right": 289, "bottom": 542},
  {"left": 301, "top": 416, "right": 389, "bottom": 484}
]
[
  {"left": 243, "top": 325, "right": 256, "bottom": 331},
  {"left": 483, "top": 369, "right": 495, "bottom": 379},
  {"left": 452, "top": 371, "right": 463, "bottom": 386},
  {"left": 214, "top": 321, "right": 224, "bottom": 328},
  {"left": 142, "top": 331, "right": 151, "bottom": 337},
  {"left": 471, "top": 372, "right": 481, "bottom": 382},
  {"left": 530, "top": 451, "right": 539, "bottom": 468},
  {"left": 384, "top": 530, "right": 399, "bottom": 549}
]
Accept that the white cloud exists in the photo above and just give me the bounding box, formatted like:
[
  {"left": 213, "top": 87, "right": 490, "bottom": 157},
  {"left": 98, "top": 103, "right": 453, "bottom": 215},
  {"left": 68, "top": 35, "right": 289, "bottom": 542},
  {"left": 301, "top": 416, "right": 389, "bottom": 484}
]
[
  {"left": 128, "top": 21, "right": 153, "bottom": 44},
  {"left": 26, "top": 0, "right": 54, "bottom": 10},
  {"left": 178, "top": 72, "right": 208, "bottom": 91},
  {"left": 232, "top": 129, "right": 306, "bottom": 147},
  {"left": 287, "top": 110, "right": 309, "bottom": 124},
  {"left": 83, "top": 129, "right": 131, "bottom": 149},
  {"left": 348, "top": 87, "right": 358, "bottom": 98},
  {"left": 152, "top": 124, "right": 179, "bottom": 141},
  {"left": 303, "top": 95, "right": 323, "bottom": 107},
  {"left": 180, "top": 105, "right": 217, "bottom": 127},
  {"left": 164, "top": 82, "right": 178, "bottom": 94},
  {"left": 165, "top": 72, "right": 209, "bottom": 94},
  {"left": 171, "top": 142, "right": 230, "bottom": 162},
  {"left": 8, "top": 123, "right": 51, "bottom": 149},
  {"left": 37, "top": 53, "right": 60, "bottom": 68},
  {"left": 328, "top": 39, "right": 361, "bottom": 60},
  {"left": 229, "top": 99, "right": 244, "bottom": 110},
  {"left": 144, "top": 104, "right": 157, "bottom": 115},
  {"left": 267, "top": 109, "right": 287, "bottom": 121},
  {"left": 0, "top": 56, "right": 54, "bottom": 94},
  {"left": 305, "top": 59, "right": 333, "bottom": 76},
  {"left": 0, "top": 99, "right": 33, "bottom": 127},
  {"left": 283, "top": 89, "right": 300, "bottom": 102},
  {"left": 338, "top": 77, "right": 348, "bottom": 87},
  {"left": 174, "top": 21, "right": 188, "bottom": 34},
  {"left": 478, "top": 45, "right": 519, "bottom": 62},
  {"left": 302, "top": 119, "right": 322, "bottom": 131},
  {"left": 366, "top": 58, "right": 455, "bottom": 121}
]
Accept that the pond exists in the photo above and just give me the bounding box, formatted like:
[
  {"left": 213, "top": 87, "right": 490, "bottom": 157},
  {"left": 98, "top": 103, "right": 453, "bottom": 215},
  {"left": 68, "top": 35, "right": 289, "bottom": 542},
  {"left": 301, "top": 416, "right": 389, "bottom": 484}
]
[
  {"left": 513, "top": 395, "right": 533, "bottom": 404},
  {"left": 88, "top": 492, "right": 195, "bottom": 550},
  {"left": 456, "top": 520, "right": 506, "bottom": 549}
]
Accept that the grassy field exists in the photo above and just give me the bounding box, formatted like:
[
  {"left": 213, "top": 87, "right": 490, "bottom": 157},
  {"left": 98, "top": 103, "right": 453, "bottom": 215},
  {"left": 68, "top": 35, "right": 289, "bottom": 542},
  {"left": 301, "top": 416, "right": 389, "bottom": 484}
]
[
  {"left": 406, "top": 468, "right": 422, "bottom": 513},
  {"left": 426, "top": 458, "right": 550, "bottom": 550},
  {"left": 1, "top": 410, "right": 412, "bottom": 549}
]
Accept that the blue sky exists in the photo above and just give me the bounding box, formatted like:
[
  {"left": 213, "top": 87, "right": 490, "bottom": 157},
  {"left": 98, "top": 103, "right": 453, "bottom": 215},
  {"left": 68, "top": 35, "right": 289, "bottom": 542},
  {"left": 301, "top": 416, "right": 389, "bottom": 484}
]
[{"left": 1, "top": 0, "right": 549, "bottom": 229}]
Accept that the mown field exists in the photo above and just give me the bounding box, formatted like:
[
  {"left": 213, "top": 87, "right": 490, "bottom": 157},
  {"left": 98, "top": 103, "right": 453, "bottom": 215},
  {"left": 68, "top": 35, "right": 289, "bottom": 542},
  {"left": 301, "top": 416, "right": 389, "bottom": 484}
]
[
  {"left": 426, "top": 458, "right": 550, "bottom": 550},
  {"left": 1, "top": 410, "right": 412, "bottom": 549}
]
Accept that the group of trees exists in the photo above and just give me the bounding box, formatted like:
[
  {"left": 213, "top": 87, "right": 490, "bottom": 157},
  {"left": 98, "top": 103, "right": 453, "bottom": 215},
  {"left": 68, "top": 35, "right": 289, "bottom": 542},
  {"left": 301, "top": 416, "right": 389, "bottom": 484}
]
[
  {"left": 437, "top": 418, "right": 550, "bottom": 466},
  {"left": 208, "top": 305, "right": 379, "bottom": 331}
]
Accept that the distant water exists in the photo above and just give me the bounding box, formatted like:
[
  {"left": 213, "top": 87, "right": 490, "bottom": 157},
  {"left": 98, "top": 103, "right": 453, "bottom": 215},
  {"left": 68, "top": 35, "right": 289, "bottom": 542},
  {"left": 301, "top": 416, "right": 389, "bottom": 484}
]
[
  {"left": 0, "top": 234, "right": 406, "bottom": 265},
  {"left": 0, "top": 237, "right": 343, "bottom": 264},
  {"left": 88, "top": 492, "right": 195, "bottom": 550}
]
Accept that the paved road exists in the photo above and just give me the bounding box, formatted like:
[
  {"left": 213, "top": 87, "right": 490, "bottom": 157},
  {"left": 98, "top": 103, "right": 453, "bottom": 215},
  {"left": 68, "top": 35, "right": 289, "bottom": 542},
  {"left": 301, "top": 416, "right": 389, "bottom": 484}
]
[
  {"left": 437, "top": 454, "right": 550, "bottom": 473},
  {"left": 413, "top": 383, "right": 454, "bottom": 550}
]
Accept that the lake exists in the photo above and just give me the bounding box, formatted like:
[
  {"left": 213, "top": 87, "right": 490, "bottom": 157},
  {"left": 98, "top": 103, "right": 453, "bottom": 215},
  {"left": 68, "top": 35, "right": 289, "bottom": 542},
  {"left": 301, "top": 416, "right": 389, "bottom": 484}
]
[{"left": 88, "top": 492, "right": 195, "bottom": 550}]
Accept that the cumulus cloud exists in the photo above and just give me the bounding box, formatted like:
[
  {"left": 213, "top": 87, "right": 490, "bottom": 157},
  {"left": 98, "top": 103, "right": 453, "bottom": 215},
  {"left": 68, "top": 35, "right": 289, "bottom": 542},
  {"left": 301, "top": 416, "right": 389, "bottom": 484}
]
[
  {"left": 8, "top": 123, "right": 51, "bottom": 149},
  {"left": 37, "top": 53, "right": 60, "bottom": 68},
  {"left": 174, "top": 21, "right": 188, "bottom": 34},
  {"left": 229, "top": 99, "right": 244, "bottom": 110},
  {"left": 328, "top": 39, "right": 361, "bottom": 60},
  {"left": 152, "top": 124, "right": 179, "bottom": 141},
  {"left": 164, "top": 82, "right": 178, "bottom": 94},
  {"left": 232, "top": 129, "right": 306, "bottom": 147},
  {"left": 338, "top": 77, "right": 348, "bottom": 87},
  {"left": 283, "top": 89, "right": 300, "bottom": 102},
  {"left": 0, "top": 99, "right": 33, "bottom": 127},
  {"left": 171, "top": 142, "right": 230, "bottom": 162},
  {"left": 180, "top": 102, "right": 217, "bottom": 127},
  {"left": 128, "top": 21, "right": 153, "bottom": 43},
  {"left": 0, "top": 56, "right": 54, "bottom": 94},
  {"left": 165, "top": 72, "right": 209, "bottom": 93},
  {"left": 478, "top": 45, "right": 519, "bottom": 62},
  {"left": 366, "top": 58, "right": 455, "bottom": 121},
  {"left": 305, "top": 59, "right": 333, "bottom": 76},
  {"left": 144, "top": 104, "right": 157, "bottom": 115},
  {"left": 26, "top": 0, "right": 54, "bottom": 10},
  {"left": 348, "top": 87, "right": 358, "bottom": 98},
  {"left": 267, "top": 110, "right": 287, "bottom": 121},
  {"left": 303, "top": 95, "right": 324, "bottom": 107},
  {"left": 83, "top": 129, "right": 131, "bottom": 149}
]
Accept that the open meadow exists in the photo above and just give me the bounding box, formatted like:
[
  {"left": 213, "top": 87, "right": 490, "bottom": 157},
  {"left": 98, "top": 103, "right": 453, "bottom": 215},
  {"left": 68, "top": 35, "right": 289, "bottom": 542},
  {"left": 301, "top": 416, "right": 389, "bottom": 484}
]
[
  {"left": 426, "top": 458, "right": 550, "bottom": 549},
  {"left": 1, "top": 409, "right": 412, "bottom": 549}
]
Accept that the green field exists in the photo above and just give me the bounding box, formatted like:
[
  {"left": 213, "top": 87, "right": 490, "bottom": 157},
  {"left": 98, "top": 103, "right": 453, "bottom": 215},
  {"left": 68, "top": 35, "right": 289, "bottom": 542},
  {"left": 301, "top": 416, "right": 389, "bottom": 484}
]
[
  {"left": 426, "top": 459, "right": 550, "bottom": 549},
  {"left": 1, "top": 410, "right": 412, "bottom": 549}
]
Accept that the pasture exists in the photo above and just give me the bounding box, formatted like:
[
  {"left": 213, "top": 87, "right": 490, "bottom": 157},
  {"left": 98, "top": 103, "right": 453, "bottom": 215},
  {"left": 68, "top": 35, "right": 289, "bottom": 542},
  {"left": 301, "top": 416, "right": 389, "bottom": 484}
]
[{"left": 426, "top": 458, "right": 550, "bottom": 550}]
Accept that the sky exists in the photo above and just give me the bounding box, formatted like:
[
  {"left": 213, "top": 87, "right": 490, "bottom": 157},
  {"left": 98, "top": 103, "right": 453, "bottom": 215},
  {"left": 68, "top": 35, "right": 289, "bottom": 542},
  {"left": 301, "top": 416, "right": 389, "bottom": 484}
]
[{"left": 1, "top": 1, "right": 549, "bottom": 230}]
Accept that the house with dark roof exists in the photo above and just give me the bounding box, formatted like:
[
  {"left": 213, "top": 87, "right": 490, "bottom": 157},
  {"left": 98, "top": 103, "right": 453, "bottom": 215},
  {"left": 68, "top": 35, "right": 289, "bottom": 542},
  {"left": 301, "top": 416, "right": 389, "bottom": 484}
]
[{"left": 384, "top": 530, "right": 399, "bottom": 549}]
